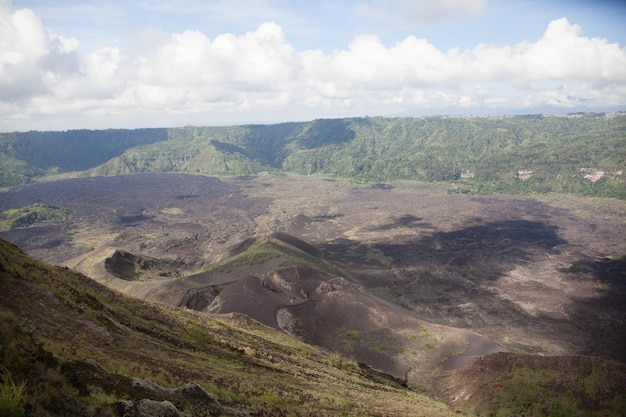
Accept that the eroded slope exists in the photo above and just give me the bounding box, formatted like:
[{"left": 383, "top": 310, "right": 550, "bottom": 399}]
[
  {"left": 0, "top": 237, "right": 461, "bottom": 416},
  {"left": 2, "top": 174, "right": 625, "bottom": 363}
]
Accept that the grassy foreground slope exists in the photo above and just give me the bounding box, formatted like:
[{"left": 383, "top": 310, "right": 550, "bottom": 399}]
[
  {"left": 2, "top": 113, "right": 625, "bottom": 198},
  {"left": 0, "top": 237, "right": 460, "bottom": 417}
]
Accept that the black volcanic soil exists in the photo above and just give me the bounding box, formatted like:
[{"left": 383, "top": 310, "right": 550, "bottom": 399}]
[
  {"left": 0, "top": 174, "right": 270, "bottom": 267},
  {"left": 195, "top": 265, "right": 504, "bottom": 381},
  {"left": 1, "top": 173, "right": 625, "bottom": 365}
]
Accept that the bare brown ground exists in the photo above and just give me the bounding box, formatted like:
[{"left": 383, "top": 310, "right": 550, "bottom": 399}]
[
  {"left": 1, "top": 173, "right": 625, "bottom": 367},
  {"left": 200, "top": 264, "right": 504, "bottom": 385}
]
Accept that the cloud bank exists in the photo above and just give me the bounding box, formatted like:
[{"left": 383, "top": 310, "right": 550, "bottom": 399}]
[{"left": 1, "top": 1, "right": 625, "bottom": 130}]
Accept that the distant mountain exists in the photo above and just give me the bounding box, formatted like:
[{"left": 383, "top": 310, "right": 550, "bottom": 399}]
[
  {"left": 1, "top": 113, "right": 625, "bottom": 198},
  {"left": 0, "top": 128, "right": 168, "bottom": 186}
]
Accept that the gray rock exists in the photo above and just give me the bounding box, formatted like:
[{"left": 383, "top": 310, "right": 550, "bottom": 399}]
[{"left": 114, "top": 399, "right": 183, "bottom": 417}]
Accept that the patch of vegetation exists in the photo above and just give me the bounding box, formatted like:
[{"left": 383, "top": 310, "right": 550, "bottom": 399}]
[
  {"left": 201, "top": 236, "right": 342, "bottom": 281},
  {"left": 207, "top": 240, "right": 284, "bottom": 272},
  {"left": 0, "top": 203, "right": 71, "bottom": 231},
  {"left": 608, "top": 254, "right": 626, "bottom": 262},
  {"left": 258, "top": 390, "right": 280, "bottom": 405},
  {"left": 567, "top": 262, "right": 585, "bottom": 273},
  {"left": 486, "top": 367, "right": 583, "bottom": 417},
  {"left": 343, "top": 330, "right": 360, "bottom": 343},
  {"left": 455, "top": 353, "right": 626, "bottom": 417},
  {"left": 366, "top": 339, "right": 389, "bottom": 352},
  {"left": 189, "top": 323, "right": 213, "bottom": 347},
  {"left": 0, "top": 369, "right": 26, "bottom": 417}
]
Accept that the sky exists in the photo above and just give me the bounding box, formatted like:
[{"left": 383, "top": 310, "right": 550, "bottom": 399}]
[{"left": 1, "top": 0, "right": 626, "bottom": 131}]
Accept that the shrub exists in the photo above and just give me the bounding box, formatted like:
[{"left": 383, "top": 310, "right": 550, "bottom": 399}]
[{"left": 0, "top": 369, "right": 27, "bottom": 417}]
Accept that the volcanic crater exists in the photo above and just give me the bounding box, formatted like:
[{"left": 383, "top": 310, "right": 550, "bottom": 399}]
[{"left": 1, "top": 173, "right": 625, "bottom": 387}]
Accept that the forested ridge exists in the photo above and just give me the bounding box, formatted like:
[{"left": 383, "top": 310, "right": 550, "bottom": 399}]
[
  {"left": 0, "top": 128, "right": 168, "bottom": 186},
  {"left": 1, "top": 113, "right": 625, "bottom": 198}
]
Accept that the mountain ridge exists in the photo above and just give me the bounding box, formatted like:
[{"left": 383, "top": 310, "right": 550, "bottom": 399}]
[{"left": 1, "top": 113, "right": 625, "bottom": 199}]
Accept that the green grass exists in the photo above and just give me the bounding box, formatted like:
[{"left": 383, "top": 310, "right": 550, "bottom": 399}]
[
  {"left": 0, "top": 203, "right": 71, "bottom": 231},
  {"left": 567, "top": 262, "right": 585, "bottom": 273},
  {"left": 343, "top": 330, "right": 360, "bottom": 343},
  {"left": 0, "top": 370, "right": 26, "bottom": 417},
  {"left": 203, "top": 240, "right": 284, "bottom": 273},
  {"left": 189, "top": 323, "right": 213, "bottom": 346},
  {"left": 485, "top": 368, "right": 582, "bottom": 417},
  {"left": 460, "top": 353, "right": 626, "bottom": 417},
  {"left": 366, "top": 339, "right": 389, "bottom": 352},
  {"left": 200, "top": 237, "right": 341, "bottom": 280}
]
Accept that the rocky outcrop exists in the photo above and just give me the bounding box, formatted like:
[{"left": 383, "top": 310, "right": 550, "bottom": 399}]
[
  {"left": 63, "top": 360, "right": 251, "bottom": 417},
  {"left": 104, "top": 249, "right": 181, "bottom": 281},
  {"left": 114, "top": 399, "right": 182, "bottom": 417}
]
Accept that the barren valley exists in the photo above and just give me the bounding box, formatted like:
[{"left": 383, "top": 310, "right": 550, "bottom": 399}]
[{"left": 2, "top": 173, "right": 625, "bottom": 369}]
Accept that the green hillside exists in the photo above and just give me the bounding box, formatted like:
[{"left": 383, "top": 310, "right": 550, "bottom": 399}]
[
  {"left": 0, "top": 128, "right": 168, "bottom": 186},
  {"left": 1, "top": 113, "right": 625, "bottom": 198}
]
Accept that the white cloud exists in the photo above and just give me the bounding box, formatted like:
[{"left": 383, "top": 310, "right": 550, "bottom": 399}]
[
  {"left": 0, "top": 5, "right": 79, "bottom": 102},
  {"left": 465, "top": 18, "right": 626, "bottom": 83},
  {"left": 123, "top": 22, "right": 298, "bottom": 111},
  {"left": 0, "top": 0, "right": 625, "bottom": 130},
  {"left": 297, "top": 16, "right": 626, "bottom": 111}
]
